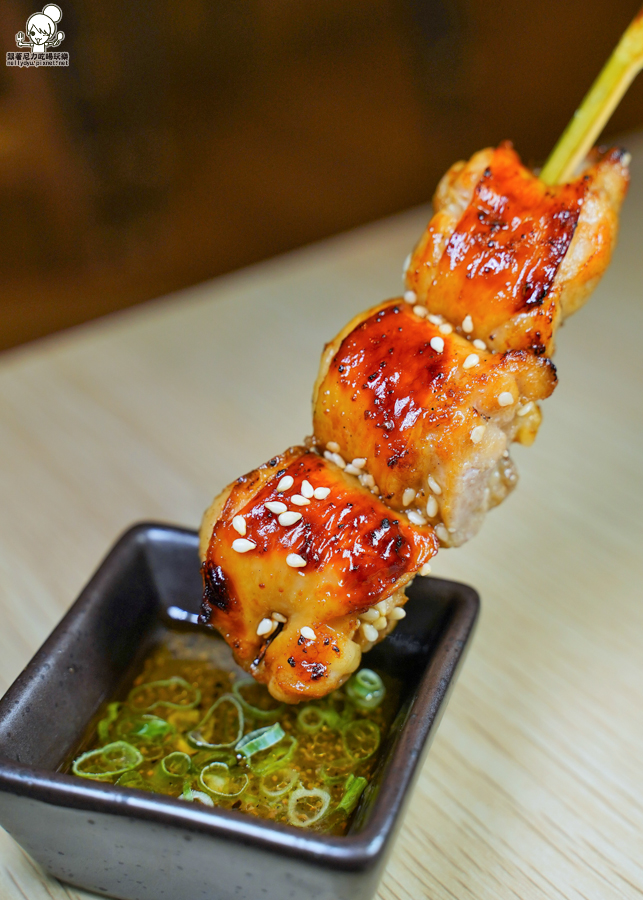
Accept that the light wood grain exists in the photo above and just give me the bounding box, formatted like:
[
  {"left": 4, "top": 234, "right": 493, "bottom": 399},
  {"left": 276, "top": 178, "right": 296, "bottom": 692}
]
[{"left": 1, "top": 133, "right": 642, "bottom": 900}]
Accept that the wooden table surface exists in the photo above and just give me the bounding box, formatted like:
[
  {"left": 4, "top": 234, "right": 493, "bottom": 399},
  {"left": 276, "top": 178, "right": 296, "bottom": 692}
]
[{"left": 1, "top": 133, "right": 642, "bottom": 900}]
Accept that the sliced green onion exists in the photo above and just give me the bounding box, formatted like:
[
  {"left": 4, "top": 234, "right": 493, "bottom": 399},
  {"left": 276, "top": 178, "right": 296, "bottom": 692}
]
[
  {"left": 128, "top": 676, "right": 201, "bottom": 712},
  {"left": 296, "top": 706, "right": 325, "bottom": 734},
  {"left": 161, "top": 751, "right": 192, "bottom": 778},
  {"left": 260, "top": 766, "right": 298, "bottom": 798},
  {"left": 346, "top": 669, "right": 386, "bottom": 710},
  {"left": 97, "top": 702, "right": 121, "bottom": 742},
  {"left": 115, "top": 770, "right": 151, "bottom": 791},
  {"left": 236, "top": 723, "right": 285, "bottom": 759},
  {"left": 117, "top": 714, "right": 175, "bottom": 742},
  {"left": 191, "top": 748, "right": 237, "bottom": 770},
  {"left": 320, "top": 757, "right": 355, "bottom": 783},
  {"left": 249, "top": 734, "right": 297, "bottom": 776},
  {"left": 72, "top": 741, "right": 143, "bottom": 781},
  {"left": 338, "top": 774, "right": 367, "bottom": 814},
  {"left": 180, "top": 784, "right": 214, "bottom": 807},
  {"left": 342, "top": 719, "right": 381, "bottom": 761},
  {"left": 288, "top": 787, "right": 331, "bottom": 828},
  {"left": 232, "top": 679, "right": 285, "bottom": 720},
  {"left": 200, "top": 762, "right": 249, "bottom": 797},
  {"left": 318, "top": 707, "right": 343, "bottom": 729},
  {"left": 187, "top": 694, "right": 244, "bottom": 749}
]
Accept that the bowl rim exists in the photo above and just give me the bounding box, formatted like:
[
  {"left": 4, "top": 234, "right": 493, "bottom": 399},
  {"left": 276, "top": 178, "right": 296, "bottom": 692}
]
[{"left": 0, "top": 522, "right": 479, "bottom": 873}]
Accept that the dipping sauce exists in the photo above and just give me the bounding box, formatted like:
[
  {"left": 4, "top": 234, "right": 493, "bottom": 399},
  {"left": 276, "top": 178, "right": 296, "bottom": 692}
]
[{"left": 67, "top": 629, "right": 400, "bottom": 835}]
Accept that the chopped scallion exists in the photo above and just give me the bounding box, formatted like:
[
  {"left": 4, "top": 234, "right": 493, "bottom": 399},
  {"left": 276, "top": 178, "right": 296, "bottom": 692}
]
[
  {"left": 72, "top": 741, "right": 143, "bottom": 781},
  {"left": 236, "top": 723, "right": 285, "bottom": 759},
  {"left": 346, "top": 669, "right": 386, "bottom": 710},
  {"left": 288, "top": 787, "right": 331, "bottom": 827},
  {"left": 188, "top": 694, "right": 244, "bottom": 749}
]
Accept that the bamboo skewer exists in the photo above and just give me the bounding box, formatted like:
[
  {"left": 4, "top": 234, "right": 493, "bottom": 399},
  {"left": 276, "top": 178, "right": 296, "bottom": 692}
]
[{"left": 540, "top": 5, "right": 643, "bottom": 185}]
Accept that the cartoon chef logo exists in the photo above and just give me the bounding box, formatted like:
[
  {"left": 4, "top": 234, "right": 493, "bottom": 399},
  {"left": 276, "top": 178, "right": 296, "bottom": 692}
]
[{"left": 16, "top": 4, "right": 65, "bottom": 54}]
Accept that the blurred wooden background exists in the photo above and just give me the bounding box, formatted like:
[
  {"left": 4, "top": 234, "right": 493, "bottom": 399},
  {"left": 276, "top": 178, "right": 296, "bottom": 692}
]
[{"left": 0, "top": 0, "right": 642, "bottom": 352}]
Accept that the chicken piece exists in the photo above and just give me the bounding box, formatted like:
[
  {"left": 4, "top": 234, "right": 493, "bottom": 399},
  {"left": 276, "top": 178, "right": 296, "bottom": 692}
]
[
  {"left": 199, "top": 446, "right": 437, "bottom": 703},
  {"left": 313, "top": 300, "right": 557, "bottom": 547},
  {"left": 404, "top": 143, "right": 629, "bottom": 356}
]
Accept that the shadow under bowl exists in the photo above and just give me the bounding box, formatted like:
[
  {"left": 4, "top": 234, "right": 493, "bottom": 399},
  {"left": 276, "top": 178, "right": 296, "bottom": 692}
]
[{"left": 0, "top": 523, "right": 478, "bottom": 900}]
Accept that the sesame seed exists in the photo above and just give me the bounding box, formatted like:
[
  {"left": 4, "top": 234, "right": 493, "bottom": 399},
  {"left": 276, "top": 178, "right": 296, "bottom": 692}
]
[
  {"left": 419, "top": 563, "right": 432, "bottom": 576},
  {"left": 407, "top": 509, "right": 427, "bottom": 526},
  {"left": 404, "top": 290, "right": 417, "bottom": 304},
  {"left": 361, "top": 623, "right": 379, "bottom": 643},
  {"left": 352, "top": 458, "right": 366, "bottom": 469},
  {"left": 390, "top": 607, "right": 407, "bottom": 620},
  {"left": 413, "top": 305, "right": 428, "bottom": 318},
  {"left": 402, "top": 487, "right": 416, "bottom": 507},
  {"left": 276, "top": 475, "right": 294, "bottom": 492},
  {"left": 402, "top": 252, "right": 411, "bottom": 277},
  {"left": 463, "top": 353, "right": 480, "bottom": 369},
  {"left": 313, "top": 486, "right": 331, "bottom": 500},
  {"left": 370, "top": 486, "right": 380, "bottom": 495},
  {"left": 327, "top": 441, "right": 340, "bottom": 453},
  {"left": 428, "top": 314, "right": 442, "bottom": 325},
  {"left": 286, "top": 553, "right": 306, "bottom": 568},
  {"left": 265, "top": 501, "right": 287, "bottom": 514},
  {"left": 272, "top": 612, "right": 287, "bottom": 623},
  {"left": 301, "top": 626, "right": 316, "bottom": 640},
  {"left": 232, "top": 538, "right": 256, "bottom": 553},
  {"left": 374, "top": 616, "right": 388, "bottom": 631},
  {"left": 360, "top": 473, "right": 375, "bottom": 488},
  {"left": 360, "top": 608, "right": 380, "bottom": 623},
  {"left": 439, "top": 322, "right": 453, "bottom": 334},
  {"left": 232, "top": 515, "right": 246, "bottom": 536},
  {"left": 257, "top": 618, "right": 274, "bottom": 636},
  {"left": 324, "top": 451, "right": 346, "bottom": 468},
  {"left": 470, "top": 424, "right": 486, "bottom": 443},
  {"left": 426, "top": 495, "right": 438, "bottom": 518},
  {"left": 344, "top": 464, "right": 361, "bottom": 476},
  {"left": 435, "top": 524, "right": 450, "bottom": 543},
  {"left": 301, "top": 480, "right": 314, "bottom": 499},
  {"left": 375, "top": 600, "right": 388, "bottom": 614},
  {"left": 498, "top": 391, "right": 514, "bottom": 407},
  {"left": 517, "top": 401, "right": 535, "bottom": 417},
  {"left": 462, "top": 315, "right": 474, "bottom": 333},
  {"left": 430, "top": 336, "right": 445, "bottom": 353},
  {"left": 279, "top": 511, "right": 302, "bottom": 526},
  {"left": 473, "top": 339, "right": 487, "bottom": 350},
  {"left": 291, "top": 495, "right": 311, "bottom": 506},
  {"left": 427, "top": 475, "right": 442, "bottom": 495}
]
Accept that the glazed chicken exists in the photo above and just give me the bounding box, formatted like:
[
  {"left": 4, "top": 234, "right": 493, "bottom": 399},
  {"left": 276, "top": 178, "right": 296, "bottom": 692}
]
[
  {"left": 199, "top": 141, "right": 630, "bottom": 701},
  {"left": 312, "top": 300, "right": 557, "bottom": 547},
  {"left": 200, "top": 447, "right": 437, "bottom": 703},
  {"left": 404, "top": 143, "right": 629, "bottom": 356}
]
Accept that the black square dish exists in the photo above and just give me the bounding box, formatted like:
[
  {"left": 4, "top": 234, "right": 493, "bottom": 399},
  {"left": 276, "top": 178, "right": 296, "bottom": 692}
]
[{"left": 0, "top": 523, "right": 478, "bottom": 900}]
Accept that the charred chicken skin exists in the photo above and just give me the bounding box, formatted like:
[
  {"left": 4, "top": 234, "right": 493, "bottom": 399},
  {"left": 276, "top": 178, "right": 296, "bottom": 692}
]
[
  {"left": 313, "top": 300, "right": 557, "bottom": 547},
  {"left": 404, "top": 143, "right": 629, "bottom": 356},
  {"left": 199, "top": 447, "right": 437, "bottom": 703}
]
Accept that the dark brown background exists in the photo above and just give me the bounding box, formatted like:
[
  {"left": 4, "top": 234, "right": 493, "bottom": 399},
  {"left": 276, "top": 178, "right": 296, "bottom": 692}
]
[{"left": 1, "top": 0, "right": 642, "bottom": 352}]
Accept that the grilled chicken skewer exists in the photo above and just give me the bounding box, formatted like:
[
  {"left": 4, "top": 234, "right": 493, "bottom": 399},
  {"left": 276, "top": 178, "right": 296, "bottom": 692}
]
[{"left": 199, "top": 11, "right": 643, "bottom": 700}]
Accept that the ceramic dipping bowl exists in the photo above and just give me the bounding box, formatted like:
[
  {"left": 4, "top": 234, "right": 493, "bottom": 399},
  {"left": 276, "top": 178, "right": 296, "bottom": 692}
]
[{"left": 0, "top": 523, "right": 478, "bottom": 900}]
